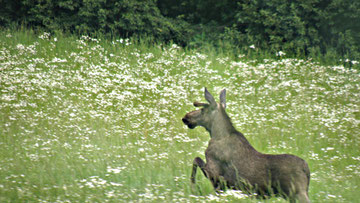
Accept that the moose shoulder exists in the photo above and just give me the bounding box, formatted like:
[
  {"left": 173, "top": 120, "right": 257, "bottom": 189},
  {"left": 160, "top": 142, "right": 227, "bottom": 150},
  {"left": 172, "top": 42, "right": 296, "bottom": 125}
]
[{"left": 182, "top": 88, "right": 310, "bottom": 203}]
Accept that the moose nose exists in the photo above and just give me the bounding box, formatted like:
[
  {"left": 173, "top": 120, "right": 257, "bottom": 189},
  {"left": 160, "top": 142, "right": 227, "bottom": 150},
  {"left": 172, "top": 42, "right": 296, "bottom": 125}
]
[{"left": 182, "top": 117, "right": 189, "bottom": 125}]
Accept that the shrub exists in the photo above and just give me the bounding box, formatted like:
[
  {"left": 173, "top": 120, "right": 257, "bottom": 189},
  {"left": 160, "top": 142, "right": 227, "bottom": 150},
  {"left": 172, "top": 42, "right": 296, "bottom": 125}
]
[{"left": 0, "top": 0, "right": 191, "bottom": 44}]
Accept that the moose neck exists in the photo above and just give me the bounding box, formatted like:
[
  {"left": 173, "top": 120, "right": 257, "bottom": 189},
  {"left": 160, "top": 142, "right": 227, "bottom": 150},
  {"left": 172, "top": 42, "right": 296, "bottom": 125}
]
[
  {"left": 206, "top": 106, "right": 257, "bottom": 151},
  {"left": 207, "top": 106, "right": 237, "bottom": 139}
]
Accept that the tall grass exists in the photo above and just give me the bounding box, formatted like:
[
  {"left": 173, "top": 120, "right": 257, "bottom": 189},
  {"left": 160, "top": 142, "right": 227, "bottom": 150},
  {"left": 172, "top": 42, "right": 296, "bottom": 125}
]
[{"left": 0, "top": 29, "right": 359, "bottom": 202}]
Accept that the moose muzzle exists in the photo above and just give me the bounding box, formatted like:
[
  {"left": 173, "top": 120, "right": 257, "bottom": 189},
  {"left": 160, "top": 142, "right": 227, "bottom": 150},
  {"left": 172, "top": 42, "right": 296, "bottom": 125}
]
[{"left": 182, "top": 114, "right": 197, "bottom": 129}]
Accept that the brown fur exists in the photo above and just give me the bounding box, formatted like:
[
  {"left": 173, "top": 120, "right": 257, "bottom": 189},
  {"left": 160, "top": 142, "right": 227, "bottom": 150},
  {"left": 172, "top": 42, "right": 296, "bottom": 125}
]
[{"left": 182, "top": 88, "right": 310, "bottom": 203}]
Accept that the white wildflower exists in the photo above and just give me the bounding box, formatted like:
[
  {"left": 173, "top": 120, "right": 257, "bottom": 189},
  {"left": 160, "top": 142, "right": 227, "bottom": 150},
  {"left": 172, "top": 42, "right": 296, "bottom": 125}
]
[
  {"left": 276, "top": 51, "right": 286, "bottom": 56},
  {"left": 110, "top": 182, "right": 123, "bottom": 186},
  {"left": 16, "top": 44, "right": 25, "bottom": 50},
  {"left": 51, "top": 57, "right": 67, "bottom": 63},
  {"left": 39, "top": 32, "right": 51, "bottom": 40},
  {"left": 107, "top": 166, "right": 126, "bottom": 174}
]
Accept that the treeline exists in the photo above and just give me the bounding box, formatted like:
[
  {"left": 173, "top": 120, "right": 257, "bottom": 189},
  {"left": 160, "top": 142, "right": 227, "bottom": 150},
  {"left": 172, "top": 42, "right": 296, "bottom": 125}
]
[{"left": 1, "top": 0, "right": 360, "bottom": 60}]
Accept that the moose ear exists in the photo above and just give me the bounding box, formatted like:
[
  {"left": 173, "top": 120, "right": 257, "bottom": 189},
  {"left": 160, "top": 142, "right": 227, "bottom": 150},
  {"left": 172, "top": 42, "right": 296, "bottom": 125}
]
[
  {"left": 194, "top": 101, "right": 209, "bottom": 107},
  {"left": 220, "top": 89, "right": 226, "bottom": 108},
  {"left": 204, "top": 88, "right": 216, "bottom": 106}
]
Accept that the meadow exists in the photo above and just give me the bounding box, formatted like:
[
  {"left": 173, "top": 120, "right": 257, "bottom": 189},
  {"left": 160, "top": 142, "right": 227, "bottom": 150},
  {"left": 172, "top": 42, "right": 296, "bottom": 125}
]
[{"left": 0, "top": 30, "right": 359, "bottom": 202}]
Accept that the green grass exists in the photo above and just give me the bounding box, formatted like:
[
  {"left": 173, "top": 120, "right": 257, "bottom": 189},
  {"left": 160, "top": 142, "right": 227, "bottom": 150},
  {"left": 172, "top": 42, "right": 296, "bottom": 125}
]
[{"left": 0, "top": 29, "right": 359, "bottom": 202}]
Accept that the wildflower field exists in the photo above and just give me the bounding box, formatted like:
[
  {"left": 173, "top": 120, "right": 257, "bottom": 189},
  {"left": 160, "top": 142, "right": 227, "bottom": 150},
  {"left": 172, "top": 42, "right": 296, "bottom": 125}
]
[{"left": 0, "top": 30, "right": 359, "bottom": 202}]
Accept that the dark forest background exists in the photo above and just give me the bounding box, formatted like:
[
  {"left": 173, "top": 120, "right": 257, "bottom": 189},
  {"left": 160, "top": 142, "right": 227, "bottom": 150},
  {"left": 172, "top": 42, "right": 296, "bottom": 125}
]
[{"left": 1, "top": 0, "right": 360, "bottom": 61}]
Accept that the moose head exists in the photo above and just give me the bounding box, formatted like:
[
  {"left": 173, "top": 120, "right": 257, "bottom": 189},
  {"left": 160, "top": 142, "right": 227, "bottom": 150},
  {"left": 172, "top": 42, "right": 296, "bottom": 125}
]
[{"left": 182, "top": 88, "right": 226, "bottom": 132}]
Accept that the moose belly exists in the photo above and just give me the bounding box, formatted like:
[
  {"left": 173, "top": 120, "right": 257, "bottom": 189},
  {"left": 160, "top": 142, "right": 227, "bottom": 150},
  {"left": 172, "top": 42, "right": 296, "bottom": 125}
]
[{"left": 222, "top": 161, "right": 270, "bottom": 191}]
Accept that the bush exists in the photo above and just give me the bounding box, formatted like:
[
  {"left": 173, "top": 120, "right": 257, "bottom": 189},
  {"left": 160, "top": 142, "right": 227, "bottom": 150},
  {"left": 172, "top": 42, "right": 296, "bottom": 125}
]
[
  {"left": 0, "top": 0, "right": 191, "bottom": 44},
  {"left": 1, "top": 0, "right": 359, "bottom": 61},
  {"left": 231, "top": 0, "right": 360, "bottom": 60}
]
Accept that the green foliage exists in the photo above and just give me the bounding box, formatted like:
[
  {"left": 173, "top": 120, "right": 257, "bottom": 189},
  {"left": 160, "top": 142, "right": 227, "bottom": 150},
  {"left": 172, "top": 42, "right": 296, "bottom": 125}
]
[
  {"left": 230, "top": 0, "right": 360, "bottom": 60},
  {"left": 157, "top": 0, "right": 238, "bottom": 26},
  {"left": 0, "top": 0, "right": 359, "bottom": 61},
  {"left": 0, "top": 0, "right": 191, "bottom": 44},
  {"left": 158, "top": 0, "right": 360, "bottom": 61}
]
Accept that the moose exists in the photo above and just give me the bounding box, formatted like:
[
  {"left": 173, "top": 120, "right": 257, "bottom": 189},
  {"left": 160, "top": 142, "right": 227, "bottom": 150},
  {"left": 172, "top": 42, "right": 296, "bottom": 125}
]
[{"left": 182, "top": 88, "right": 310, "bottom": 203}]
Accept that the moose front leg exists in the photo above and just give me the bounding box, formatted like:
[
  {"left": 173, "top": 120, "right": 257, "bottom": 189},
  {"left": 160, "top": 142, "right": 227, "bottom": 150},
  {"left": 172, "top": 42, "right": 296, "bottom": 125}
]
[
  {"left": 192, "top": 157, "right": 227, "bottom": 193},
  {"left": 191, "top": 157, "right": 208, "bottom": 184},
  {"left": 212, "top": 176, "right": 227, "bottom": 193}
]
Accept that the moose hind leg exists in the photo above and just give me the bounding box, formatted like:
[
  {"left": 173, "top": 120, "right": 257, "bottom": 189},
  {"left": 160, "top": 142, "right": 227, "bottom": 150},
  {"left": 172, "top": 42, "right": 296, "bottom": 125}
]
[
  {"left": 191, "top": 157, "right": 207, "bottom": 184},
  {"left": 295, "top": 191, "right": 310, "bottom": 203}
]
